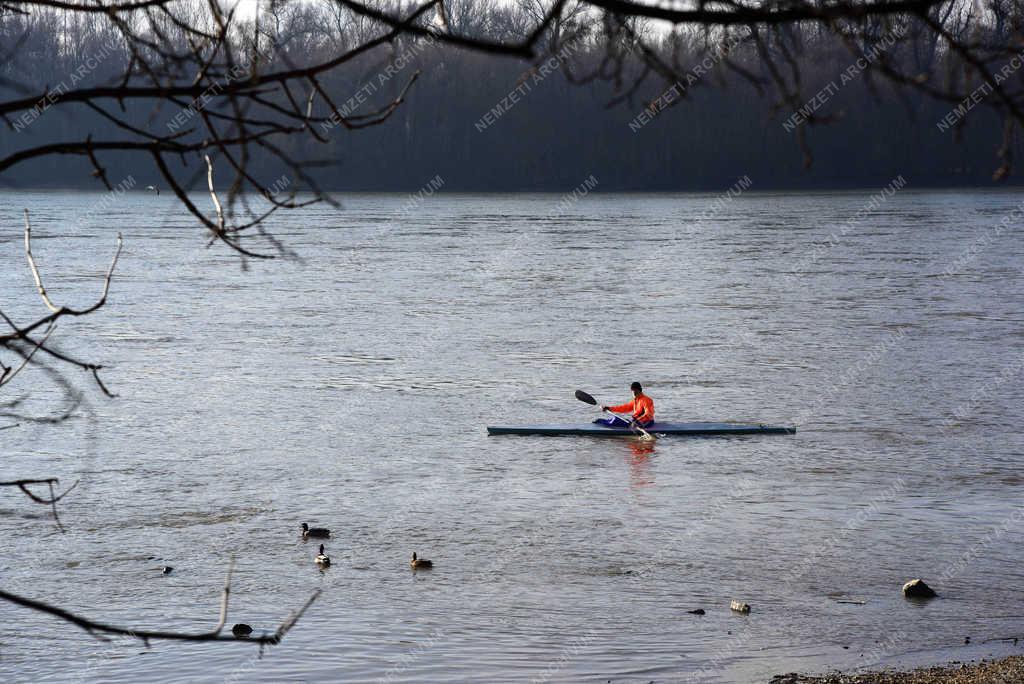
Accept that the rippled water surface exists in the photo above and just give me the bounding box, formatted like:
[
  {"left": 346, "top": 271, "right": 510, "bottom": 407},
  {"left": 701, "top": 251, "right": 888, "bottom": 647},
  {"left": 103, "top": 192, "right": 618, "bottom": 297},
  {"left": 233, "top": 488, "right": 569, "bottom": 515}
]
[{"left": 1, "top": 189, "right": 1023, "bottom": 683}]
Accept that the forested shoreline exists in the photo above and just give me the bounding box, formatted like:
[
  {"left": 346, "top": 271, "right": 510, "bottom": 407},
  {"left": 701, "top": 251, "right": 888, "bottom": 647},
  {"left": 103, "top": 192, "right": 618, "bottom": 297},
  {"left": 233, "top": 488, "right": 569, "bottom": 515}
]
[{"left": 1, "top": 1, "right": 1017, "bottom": 192}]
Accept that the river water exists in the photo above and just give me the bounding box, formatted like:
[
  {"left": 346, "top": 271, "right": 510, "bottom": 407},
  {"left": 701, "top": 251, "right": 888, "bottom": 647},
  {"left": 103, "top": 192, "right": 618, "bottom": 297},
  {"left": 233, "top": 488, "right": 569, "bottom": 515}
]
[{"left": 1, "top": 188, "right": 1023, "bottom": 683}]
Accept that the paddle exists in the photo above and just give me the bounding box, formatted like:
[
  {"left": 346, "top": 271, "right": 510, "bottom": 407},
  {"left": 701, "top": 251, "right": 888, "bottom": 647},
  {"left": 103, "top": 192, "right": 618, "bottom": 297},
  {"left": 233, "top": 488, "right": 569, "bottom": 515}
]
[{"left": 574, "top": 390, "right": 655, "bottom": 441}]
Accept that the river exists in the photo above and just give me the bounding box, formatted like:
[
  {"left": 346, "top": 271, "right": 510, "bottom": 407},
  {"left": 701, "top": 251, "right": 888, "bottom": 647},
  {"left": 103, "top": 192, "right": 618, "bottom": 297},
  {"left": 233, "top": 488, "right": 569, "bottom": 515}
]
[{"left": 1, "top": 187, "right": 1023, "bottom": 682}]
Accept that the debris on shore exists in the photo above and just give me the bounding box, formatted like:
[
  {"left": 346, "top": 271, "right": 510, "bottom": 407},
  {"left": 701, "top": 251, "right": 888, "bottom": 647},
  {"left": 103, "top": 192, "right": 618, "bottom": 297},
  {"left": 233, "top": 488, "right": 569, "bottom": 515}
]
[
  {"left": 730, "top": 600, "right": 751, "bottom": 613},
  {"left": 771, "top": 655, "right": 1024, "bottom": 683}
]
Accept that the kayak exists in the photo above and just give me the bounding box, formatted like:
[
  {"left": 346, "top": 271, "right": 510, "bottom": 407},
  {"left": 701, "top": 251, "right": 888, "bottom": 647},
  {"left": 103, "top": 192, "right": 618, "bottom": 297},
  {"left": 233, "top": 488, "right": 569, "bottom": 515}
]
[{"left": 486, "top": 422, "right": 796, "bottom": 437}]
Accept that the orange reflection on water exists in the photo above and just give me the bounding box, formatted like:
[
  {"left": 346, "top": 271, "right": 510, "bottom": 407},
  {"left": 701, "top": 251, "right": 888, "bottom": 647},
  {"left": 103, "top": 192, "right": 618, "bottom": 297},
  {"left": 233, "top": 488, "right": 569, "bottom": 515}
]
[{"left": 625, "top": 438, "right": 657, "bottom": 488}]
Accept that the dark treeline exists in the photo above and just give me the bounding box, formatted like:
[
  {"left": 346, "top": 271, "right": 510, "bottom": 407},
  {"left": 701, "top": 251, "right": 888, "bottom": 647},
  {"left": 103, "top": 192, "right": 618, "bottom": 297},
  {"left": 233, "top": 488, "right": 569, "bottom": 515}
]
[{"left": 0, "top": 1, "right": 1015, "bottom": 193}]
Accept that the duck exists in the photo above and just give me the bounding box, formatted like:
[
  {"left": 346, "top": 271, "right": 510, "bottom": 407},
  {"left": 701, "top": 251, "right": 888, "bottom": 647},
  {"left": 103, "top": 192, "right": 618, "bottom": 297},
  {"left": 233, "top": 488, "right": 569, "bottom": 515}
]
[
  {"left": 301, "top": 523, "right": 331, "bottom": 539},
  {"left": 315, "top": 544, "right": 330, "bottom": 567},
  {"left": 410, "top": 552, "right": 433, "bottom": 569},
  {"left": 232, "top": 623, "right": 253, "bottom": 638}
]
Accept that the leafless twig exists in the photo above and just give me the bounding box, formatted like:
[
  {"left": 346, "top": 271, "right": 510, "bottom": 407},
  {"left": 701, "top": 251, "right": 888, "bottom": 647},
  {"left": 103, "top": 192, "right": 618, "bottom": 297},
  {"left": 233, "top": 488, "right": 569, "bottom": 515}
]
[
  {"left": 0, "top": 559, "right": 321, "bottom": 648},
  {"left": 1, "top": 210, "right": 123, "bottom": 400},
  {"left": 0, "top": 477, "right": 78, "bottom": 531}
]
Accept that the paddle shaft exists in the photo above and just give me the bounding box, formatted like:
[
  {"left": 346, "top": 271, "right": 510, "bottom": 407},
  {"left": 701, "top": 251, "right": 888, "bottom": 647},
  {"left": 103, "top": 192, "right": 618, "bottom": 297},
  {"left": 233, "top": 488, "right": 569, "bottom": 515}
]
[
  {"left": 603, "top": 408, "right": 654, "bottom": 439},
  {"left": 603, "top": 407, "right": 636, "bottom": 423}
]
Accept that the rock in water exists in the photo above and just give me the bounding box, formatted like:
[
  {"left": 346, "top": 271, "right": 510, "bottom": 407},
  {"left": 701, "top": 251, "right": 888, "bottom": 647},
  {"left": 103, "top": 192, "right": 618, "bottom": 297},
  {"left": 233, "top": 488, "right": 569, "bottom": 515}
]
[
  {"left": 902, "top": 578, "right": 937, "bottom": 598},
  {"left": 730, "top": 600, "right": 751, "bottom": 613},
  {"left": 232, "top": 623, "right": 253, "bottom": 637}
]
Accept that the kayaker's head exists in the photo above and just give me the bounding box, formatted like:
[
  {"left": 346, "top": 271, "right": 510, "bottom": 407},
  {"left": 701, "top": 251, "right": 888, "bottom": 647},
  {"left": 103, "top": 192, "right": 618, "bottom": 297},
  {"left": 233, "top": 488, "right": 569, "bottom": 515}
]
[{"left": 630, "top": 381, "right": 643, "bottom": 397}]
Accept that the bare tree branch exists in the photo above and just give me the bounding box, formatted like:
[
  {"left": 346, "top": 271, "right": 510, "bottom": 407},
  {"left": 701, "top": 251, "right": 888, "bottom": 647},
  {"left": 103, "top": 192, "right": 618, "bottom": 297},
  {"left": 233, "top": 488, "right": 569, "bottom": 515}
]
[
  {"left": 1, "top": 211, "right": 123, "bottom": 399},
  {"left": 0, "top": 560, "right": 321, "bottom": 647},
  {"left": 0, "top": 477, "right": 78, "bottom": 531}
]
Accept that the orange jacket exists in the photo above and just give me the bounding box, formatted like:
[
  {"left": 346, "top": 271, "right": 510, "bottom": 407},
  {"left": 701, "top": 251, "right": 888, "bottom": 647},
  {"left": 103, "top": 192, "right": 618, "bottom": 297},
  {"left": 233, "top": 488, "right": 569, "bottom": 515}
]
[{"left": 608, "top": 393, "right": 655, "bottom": 422}]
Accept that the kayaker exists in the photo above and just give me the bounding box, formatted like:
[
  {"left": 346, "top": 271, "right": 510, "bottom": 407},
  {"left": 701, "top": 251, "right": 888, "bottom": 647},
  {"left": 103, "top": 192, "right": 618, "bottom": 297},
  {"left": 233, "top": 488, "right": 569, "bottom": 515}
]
[{"left": 597, "top": 382, "right": 655, "bottom": 427}]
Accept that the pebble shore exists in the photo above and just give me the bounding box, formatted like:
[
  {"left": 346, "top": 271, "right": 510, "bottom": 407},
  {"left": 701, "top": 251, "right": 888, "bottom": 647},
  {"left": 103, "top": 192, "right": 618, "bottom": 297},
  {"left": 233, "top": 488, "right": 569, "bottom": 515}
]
[{"left": 771, "top": 655, "right": 1024, "bottom": 683}]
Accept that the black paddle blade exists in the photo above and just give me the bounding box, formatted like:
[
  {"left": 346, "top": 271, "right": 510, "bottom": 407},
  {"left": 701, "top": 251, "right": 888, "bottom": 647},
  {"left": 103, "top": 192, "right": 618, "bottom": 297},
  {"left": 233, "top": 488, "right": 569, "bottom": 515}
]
[{"left": 575, "top": 390, "right": 598, "bottom": 405}]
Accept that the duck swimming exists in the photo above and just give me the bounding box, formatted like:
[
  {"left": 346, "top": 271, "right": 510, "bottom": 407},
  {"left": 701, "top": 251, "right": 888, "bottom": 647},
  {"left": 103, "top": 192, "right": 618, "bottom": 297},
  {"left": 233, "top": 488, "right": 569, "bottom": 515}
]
[
  {"left": 302, "top": 523, "right": 331, "bottom": 539},
  {"left": 410, "top": 552, "right": 433, "bottom": 569},
  {"left": 315, "top": 544, "right": 331, "bottom": 567}
]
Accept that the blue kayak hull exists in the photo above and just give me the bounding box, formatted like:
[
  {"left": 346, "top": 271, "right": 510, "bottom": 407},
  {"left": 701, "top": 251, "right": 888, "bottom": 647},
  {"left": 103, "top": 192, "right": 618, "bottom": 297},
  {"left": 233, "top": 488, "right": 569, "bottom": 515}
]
[{"left": 486, "top": 422, "right": 795, "bottom": 437}]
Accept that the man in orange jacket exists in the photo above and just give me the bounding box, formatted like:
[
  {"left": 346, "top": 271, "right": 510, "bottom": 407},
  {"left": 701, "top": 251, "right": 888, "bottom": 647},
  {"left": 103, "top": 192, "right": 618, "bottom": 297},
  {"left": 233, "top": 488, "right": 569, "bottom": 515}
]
[{"left": 597, "top": 382, "right": 655, "bottom": 427}]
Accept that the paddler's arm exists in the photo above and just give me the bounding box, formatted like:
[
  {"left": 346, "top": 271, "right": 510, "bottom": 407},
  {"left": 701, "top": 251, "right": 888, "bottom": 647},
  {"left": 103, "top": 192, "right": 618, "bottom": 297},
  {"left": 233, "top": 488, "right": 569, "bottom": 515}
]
[{"left": 603, "top": 401, "right": 635, "bottom": 413}]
